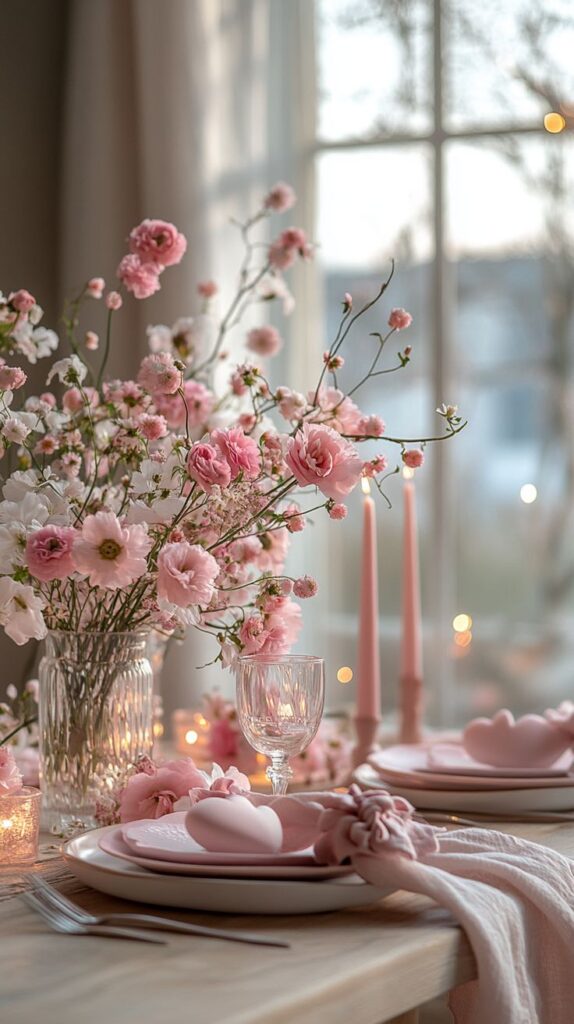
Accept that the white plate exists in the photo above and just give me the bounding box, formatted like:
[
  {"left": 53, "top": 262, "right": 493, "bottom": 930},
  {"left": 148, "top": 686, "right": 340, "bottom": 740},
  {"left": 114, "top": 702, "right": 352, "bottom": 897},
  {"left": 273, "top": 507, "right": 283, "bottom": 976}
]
[
  {"left": 100, "top": 828, "right": 351, "bottom": 880},
  {"left": 354, "top": 764, "right": 574, "bottom": 813},
  {"left": 368, "top": 745, "right": 574, "bottom": 789},
  {"left": 64, "top": 828, "right": 391, "bottom": 915}
]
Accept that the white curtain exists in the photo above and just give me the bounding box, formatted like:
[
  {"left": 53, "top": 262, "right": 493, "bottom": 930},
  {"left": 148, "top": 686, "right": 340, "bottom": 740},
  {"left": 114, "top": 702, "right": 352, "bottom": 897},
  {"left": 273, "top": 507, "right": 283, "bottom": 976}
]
[{"left": 60, "top": 0, "right": 319, "bottom": 717}]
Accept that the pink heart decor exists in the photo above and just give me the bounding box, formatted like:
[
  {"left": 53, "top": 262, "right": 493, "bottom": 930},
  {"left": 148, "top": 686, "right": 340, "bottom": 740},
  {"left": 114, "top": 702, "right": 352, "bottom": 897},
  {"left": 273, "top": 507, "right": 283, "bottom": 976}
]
[
  {"left": 185, "top": 795, "right": 283, "bottom": 854},
  {"left": 462, "top": 709, "right": 572, "bottom": 769}
]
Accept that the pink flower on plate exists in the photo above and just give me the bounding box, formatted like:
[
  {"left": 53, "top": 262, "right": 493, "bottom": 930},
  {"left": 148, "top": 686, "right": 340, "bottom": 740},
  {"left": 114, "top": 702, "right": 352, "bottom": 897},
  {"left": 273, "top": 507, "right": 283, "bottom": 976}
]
[
  {"left": 26, "top": 525, "right": 77, "bottom": 582},
  {"left": 154, "top": 379, "right": 214, "bottom": 430},
  {"left": 313, "top": 785, "right": 439, "bottom": 866},
  {"left": 263, "top": 181, "right": 296, "bottom": 212},
  {"left": 0, "top": 746, "right": 23, "bottom": 795},
  {"left": 157, "top": 541, "right": 219, "bottom": 608},
  {"left": 0, "top": 366, "right": 27, "bottom": 390},
  {"left": 119, "top": 758, "right": 206, "bottom": 822},
  {"left": 402, "top": 449, "right": 424, "bottom": 469},
  {"left": 187, "top": 442, "right": 231, "bottom": 494},
  {"left": 286, "top": 423, "right": 363, "bottom": 501},
  {"left": 129, "top": 219, "right": 187, "bottom": 268},
  {"left": 73, "top": 512, "right": 152, "bottom": 589},
  {"left": 138, "top": 352, "right": 182, "bottom": 396},
  {"left": 246, "top": 325, "right": 283, "bottom": 357},
  {"left": 212, "top": 427, "right": 261, "bottom": 481},
  {"left": 9, "top": 290, "right": 36, "bottom": 314},
  {"left": 388, "top": 307, "right": 413, "bottom": 331},
  {"left": 117, "top": 254, "right": 163, "bottom": 300}
]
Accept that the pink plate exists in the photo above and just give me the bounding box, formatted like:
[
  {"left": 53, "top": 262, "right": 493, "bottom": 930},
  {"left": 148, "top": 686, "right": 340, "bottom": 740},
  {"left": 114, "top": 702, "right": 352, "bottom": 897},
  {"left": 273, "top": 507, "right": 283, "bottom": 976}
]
[
  {"left": 368, "top": 744, "right": 574, "bottom": 792},
  {"left": 99, "top": 828, "right": 352, "bottom": 880},
  {"left": 120, "top": 812, "right": 318, "bottom": 866}
]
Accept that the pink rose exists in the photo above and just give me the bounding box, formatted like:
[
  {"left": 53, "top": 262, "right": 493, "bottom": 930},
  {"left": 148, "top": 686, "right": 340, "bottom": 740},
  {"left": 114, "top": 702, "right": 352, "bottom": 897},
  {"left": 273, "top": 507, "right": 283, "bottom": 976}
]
[
  {"left": 129, "top": 219, "right": 187, "bottom": 267},
  {"left": 0, "top": 746, "right": 23, "bottom": 794},
  {"left": 9, "top": 289, "right": 36, "bottom": 314},
  {"left": 402, "top": 449, "right": 424, "bottom": 469},
  {"left": 0, "top": 366, "right": 27, "bottom": 390},
  {"left": 262, "top": 598, "right": 302, "bottom": 654},
  {"left": 187, "top": 443, "right": 232, "bottom": 494},
  {"left": 246, "top": 325, "right": 283, "bottom": 357},
  {"left": 119, "top": 758, "right": 206, "bottom": 822},
  {"left": 388, "top": 308, "right": 413, "bottom": 331},
  {"left": 153, "top": 379, "right": 214, "bottom": 430},
  {"left": 286, "top": 423, "right": 363, "bottom": 500},
  {"left": 138, "top": 352, "right": 182, "bottom": 395},
  {"left": 263, "top": 181, "right": 296, "bottom": 212},
  {"left": 212, "top": 427, "right": 260, "bottom": 481},
  {"left": 157, "top": 541, "right": 219, "bottom": 608},
  {"left": 26, "top": 525, "right": 77, "bottom": 582},
  {"left": 117, "top": 254, "right": 163, "bottom": 299}
]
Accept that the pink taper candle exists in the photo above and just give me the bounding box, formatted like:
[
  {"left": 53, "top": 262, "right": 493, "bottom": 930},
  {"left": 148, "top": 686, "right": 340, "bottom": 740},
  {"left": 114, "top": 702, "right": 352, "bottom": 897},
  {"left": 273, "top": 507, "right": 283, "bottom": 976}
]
[
  {"left": 399, "top": 468, "right": 423, "bottom": 743},
  {"left": 353, "top": 477, "right": 381, "bottom": 766}
]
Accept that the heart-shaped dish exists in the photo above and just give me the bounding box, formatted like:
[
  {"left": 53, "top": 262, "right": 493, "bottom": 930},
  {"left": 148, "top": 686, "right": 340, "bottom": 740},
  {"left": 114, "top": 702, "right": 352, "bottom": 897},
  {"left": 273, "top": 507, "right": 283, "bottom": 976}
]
[{"left": 462, "top": 709, "right": 572, "bottom": 769}]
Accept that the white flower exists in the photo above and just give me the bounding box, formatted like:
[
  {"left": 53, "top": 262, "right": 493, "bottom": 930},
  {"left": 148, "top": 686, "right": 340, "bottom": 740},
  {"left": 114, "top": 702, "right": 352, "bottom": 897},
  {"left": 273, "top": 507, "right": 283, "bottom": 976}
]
[
  {"left": 28, "top": 304, "right": 43, "bottom": 326},
  {"left": 46, "top": 354, "right": 87, "bottom": 386},
  {"left": 2, "top": 470, "right": 40, "bottom": 502},
  {"left": 13, "top": 323, "right": 58, "bottom": 364},
  {"left": 436, "top": 403, "right": 459, "bottom": 420},
  {"left": 0, "top": 578, "right": 47, "bottom": 645},
  {"left": 130, "top": 455, "right": 181, "bottom": 497},
  {"left": 126, "top": 496, "right": 185, "bottom": 525},
  {"left": 6, "top": 683, "right": 18, "bottom": 700},
  {"left": 0, "top": 492, "right": 51, "bottom": 528},
  {"left": 2, "top": 418, "right": 30, "bottom": 444},
  {"left": 0, "top": 524, "right": 29, "bottom": 572},
  {"left": 257, "top": 273, "right": 295, "bottom": 315}
]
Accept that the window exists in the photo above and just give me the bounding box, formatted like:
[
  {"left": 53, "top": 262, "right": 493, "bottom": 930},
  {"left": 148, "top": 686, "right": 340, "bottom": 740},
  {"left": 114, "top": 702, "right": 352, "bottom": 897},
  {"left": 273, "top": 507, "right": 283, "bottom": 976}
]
[{"left": 312, "top": 0, "right": 574, "bottom": 723}]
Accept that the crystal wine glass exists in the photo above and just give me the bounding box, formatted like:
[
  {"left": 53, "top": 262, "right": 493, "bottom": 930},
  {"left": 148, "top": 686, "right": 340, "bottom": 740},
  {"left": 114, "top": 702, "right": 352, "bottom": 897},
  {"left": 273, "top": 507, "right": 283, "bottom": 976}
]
[{"left": 236, "top": 655, "right": 325, "bottom": 794}]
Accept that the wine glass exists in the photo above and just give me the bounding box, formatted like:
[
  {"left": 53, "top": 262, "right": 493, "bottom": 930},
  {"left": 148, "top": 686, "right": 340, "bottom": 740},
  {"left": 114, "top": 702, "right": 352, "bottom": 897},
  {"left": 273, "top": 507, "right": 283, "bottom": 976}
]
[{"left": 236, "top": 655, "right": 325, "bottom": 795}]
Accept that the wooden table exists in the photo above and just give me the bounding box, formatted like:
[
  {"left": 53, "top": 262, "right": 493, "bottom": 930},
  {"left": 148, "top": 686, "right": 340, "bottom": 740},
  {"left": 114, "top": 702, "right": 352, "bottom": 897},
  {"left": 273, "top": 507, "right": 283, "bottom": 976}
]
[{"left": 2, "top": 821, "right": 574, "bottom": 1024}]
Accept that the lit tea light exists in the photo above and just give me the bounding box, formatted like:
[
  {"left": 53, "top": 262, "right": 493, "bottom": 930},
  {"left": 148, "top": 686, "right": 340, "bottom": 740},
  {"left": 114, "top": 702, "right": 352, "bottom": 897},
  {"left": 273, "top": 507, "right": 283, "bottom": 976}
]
[
  {"left": 337, "top": 666, "right": 353, "bottom": 684},
  {"left": 172, "top": 709, "right": 212, "bottom": 760},
  {"left": 520, "top": 483, "right": 537, "bottom": 504},
  {"left": 0, "top": 788, "right": 41, "bottom": 865}
]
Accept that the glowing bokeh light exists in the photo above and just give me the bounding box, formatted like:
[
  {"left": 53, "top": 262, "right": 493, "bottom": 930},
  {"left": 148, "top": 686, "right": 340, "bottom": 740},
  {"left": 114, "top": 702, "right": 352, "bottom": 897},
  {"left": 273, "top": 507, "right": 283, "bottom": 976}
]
[
  {"left": 185, "top": 729, "right": 198, "bottom": 745},
  {"left": 520, "top": 483, "right": 538, "bottom": 504},
  {"left": 454, "top": 630, "right": 472, "bottom": 648},
  {"left": 337, "top": 666, "right": 354, "bottom": 684},
  {"left": 544, "top": 112, "right": 566, "bottom": 133},
  {"left": 402, "top": 466, "right": 415, "bottom": 480},
  {"left": 453, "top": 613, "right": 472, "bottom": 632}
]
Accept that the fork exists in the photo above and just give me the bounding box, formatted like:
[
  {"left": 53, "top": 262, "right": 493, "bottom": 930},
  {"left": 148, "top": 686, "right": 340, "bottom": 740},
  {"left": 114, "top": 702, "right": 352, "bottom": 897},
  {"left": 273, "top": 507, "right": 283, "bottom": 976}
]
[
  {"left": 29, "top": 876, "right": 290, "bottom": 948},
  {"left": 21, "top": 890, "right": 167, "bottom": 943}
]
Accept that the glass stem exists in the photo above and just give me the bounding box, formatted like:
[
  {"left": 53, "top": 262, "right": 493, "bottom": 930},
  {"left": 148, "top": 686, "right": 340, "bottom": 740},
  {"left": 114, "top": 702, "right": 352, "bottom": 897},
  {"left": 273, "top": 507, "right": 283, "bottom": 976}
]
[{"left": 266, "top": 752, "right": 293, "bottom": 795}]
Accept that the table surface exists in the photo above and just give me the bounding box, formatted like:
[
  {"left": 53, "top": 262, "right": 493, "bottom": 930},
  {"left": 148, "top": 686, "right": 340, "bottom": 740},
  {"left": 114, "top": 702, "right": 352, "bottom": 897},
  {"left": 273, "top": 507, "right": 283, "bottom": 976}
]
[{"left": 3, "top": 821, "right": 574, "bottom": 1024}]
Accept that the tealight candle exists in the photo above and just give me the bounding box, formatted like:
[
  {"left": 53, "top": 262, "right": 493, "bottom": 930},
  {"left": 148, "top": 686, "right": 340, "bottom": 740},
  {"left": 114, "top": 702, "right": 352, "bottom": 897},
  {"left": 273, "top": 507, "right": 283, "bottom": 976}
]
[
  {"left": 172, "top": 709, "right": 211, "bottom": 761},
  {"left": 0, "top": 787, "right": 41, "bottom": 866}
]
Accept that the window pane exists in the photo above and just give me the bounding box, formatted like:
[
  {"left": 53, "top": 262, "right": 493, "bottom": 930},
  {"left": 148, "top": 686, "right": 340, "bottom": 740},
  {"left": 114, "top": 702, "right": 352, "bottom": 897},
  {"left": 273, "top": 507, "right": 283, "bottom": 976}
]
[
  {"left": 447, "top": 132, "right": 574, "bottom": 720},
  {"left": 445, "top": 0, "right": 574, "bottom": 131},
  {"left": 316, "top": 0, "right": 433, "bottom": 141}
]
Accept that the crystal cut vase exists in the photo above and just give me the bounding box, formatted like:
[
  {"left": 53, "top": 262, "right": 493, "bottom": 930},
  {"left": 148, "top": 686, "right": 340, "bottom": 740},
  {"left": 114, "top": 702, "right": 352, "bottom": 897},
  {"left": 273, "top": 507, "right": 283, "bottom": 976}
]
[{"left": 39, "top": 631, "right": 153, "bottom": 830}]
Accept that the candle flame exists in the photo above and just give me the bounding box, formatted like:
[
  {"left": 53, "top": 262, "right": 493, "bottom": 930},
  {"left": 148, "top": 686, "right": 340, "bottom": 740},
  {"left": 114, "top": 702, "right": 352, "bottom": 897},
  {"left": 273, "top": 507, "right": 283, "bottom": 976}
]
[
  {"left": 402, "top": 466, "right": 415, "bottom": 480},
  {"left": 361, "top": 476, "right": 371, "bottom": 495}
]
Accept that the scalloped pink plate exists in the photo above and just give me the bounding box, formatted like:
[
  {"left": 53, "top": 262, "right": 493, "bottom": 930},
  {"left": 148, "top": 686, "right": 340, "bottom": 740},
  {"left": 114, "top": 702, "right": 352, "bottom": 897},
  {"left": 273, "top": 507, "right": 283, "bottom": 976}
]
[
  {"left": 99, "top": 827, "right": 351, "bottom": 880},
  {"left": 119, "top": 812, "right": 319, "bottom": 866}
]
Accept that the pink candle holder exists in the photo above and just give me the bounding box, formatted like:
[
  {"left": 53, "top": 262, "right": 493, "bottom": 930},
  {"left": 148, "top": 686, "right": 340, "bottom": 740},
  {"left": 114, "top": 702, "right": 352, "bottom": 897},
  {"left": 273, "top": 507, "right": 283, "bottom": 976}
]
[{"left": 0, "top": 787, "right": 42, "bottom": 866}]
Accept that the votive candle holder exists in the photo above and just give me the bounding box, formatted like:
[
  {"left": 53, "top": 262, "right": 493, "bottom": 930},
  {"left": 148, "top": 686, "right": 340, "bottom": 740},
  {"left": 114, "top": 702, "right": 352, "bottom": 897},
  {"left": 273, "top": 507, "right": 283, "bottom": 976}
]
[{"left": 0, "top": 787, "right": 42, "bottom": 866}]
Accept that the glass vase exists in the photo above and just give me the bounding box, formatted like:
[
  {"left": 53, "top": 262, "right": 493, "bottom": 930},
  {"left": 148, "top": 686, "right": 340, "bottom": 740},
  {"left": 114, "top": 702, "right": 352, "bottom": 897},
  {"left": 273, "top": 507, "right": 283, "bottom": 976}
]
[{"left": 39, "top": 631, "right": 153, "bottom": 831}]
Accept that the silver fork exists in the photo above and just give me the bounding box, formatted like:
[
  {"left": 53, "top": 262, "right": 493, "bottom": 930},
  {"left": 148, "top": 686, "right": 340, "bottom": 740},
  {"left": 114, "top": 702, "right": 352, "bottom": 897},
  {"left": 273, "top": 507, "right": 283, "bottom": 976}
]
[
  {"left": 29, "top": 876, "right": 290, "bottom": 948},
  {"left": 21, "top": 890, "right": 167, "bottom": 943}
]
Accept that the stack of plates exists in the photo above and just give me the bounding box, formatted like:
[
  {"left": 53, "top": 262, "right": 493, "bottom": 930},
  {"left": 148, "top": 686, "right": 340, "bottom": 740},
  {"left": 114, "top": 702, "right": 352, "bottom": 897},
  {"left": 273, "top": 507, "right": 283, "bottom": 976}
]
[
  {"left": 353, "top": 741, "right": 574, "bottom": 814},
  {"left": 64, "top": 812, "right": 393, "bottom": 915}
]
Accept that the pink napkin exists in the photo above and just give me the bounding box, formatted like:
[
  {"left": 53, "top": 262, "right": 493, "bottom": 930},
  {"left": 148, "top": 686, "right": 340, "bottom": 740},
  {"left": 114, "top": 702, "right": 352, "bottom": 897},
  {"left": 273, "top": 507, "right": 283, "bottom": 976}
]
[{"left": 191, "top": 783, "right": 574, "bottom": 1023}]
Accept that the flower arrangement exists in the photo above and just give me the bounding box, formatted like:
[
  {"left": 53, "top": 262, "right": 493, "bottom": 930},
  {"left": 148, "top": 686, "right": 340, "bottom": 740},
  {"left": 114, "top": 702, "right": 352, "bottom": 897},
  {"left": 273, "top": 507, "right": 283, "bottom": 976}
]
[
  {"left": 0, "top": 680, "right": 39, "bottom": 787},
  {"left": 0, "top": 182, "right": 463, "bottom": 661}
]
